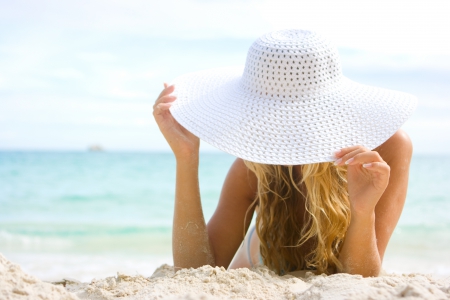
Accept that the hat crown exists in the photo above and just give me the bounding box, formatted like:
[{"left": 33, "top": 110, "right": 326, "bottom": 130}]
[{"left": 239, "top": 29, "right": 343, "bottom": 98}]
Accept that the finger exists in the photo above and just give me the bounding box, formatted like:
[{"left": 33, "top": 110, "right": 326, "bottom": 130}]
[
  {"left": 164, "top": 82, "right": 168, "bottom": 88},
  {"left": 157, "top": 84, "right": 175, "bottom": 100},
  {"left": 156, "top": 84, "right": 175, "bottom": 101},
  {"left": 362, "top": 161, "right": 390, "bottom": 174},
  {"left": 345, "top": 151, "right": 384, "bottom": 166},
  {"left": 153, "top": 102, "right": 172, "bottom": 116},
  {"left": 334, "top": 145, "right": 366, "bottom": 158},
  {"left": 153, "top": 95, "right": 176, "bottom": 109},
  {"left": 334, "top": 147, "right": 367, "bottom": 166}
]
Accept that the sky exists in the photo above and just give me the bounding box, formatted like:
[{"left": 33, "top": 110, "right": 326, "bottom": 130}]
[{"left": 0, "top": 0, "right": 449, "bottom": 154}]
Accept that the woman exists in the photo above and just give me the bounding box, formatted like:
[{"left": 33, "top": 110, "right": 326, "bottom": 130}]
[{"left": 153, "top": 30, "right": 417, "bottom": 277}]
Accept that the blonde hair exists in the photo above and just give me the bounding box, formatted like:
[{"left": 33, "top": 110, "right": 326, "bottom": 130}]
[{"left": 243, "top": 161, "right": 350, "bottom": 275}]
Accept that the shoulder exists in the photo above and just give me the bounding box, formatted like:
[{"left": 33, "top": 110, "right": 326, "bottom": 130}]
[{"left": 222, "top": 158, "right": 258, "bottom": 202}]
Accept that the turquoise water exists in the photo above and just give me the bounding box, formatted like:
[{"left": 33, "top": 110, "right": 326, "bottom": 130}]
[
  {"left": 1, "top": 152, "right": 450, "bottom": 280},
  {"left": 0, "top": 152, "right": 235, "bottom": 254}
]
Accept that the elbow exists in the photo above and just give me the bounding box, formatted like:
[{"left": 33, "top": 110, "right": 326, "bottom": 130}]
[
  {"left": 394, "top": 129, "right": 413, "bottom": 159},
  {"left": 382, "top": 129, "right": 413, "bottom": 161},
  {"left": 338, "top": 260, "right": 381, "bottom": 277},
  {"left": 354, "top": 266, "right": 381, "bottom": 278},
  {"left": 339, "top": 268, "right": 381, "bottom": 278}
]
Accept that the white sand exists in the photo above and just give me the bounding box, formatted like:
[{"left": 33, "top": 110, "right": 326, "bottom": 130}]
[
  {"left": 0, "top": 254, "right": 77, "bottom": 300},
  {"left": 1, "top": 253, "right": 450, "bottom": 300}
]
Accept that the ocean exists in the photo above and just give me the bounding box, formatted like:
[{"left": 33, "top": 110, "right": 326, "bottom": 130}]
[{"left": 1, "top": 152, "right": 449, "bottom": 281}]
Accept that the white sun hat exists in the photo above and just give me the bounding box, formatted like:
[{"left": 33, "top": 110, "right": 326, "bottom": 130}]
[{"left": 169, "top": 29, "right": 417, "bottom": 165}]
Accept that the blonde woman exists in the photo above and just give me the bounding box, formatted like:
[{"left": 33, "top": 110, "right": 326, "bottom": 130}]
[{"left": 153, "top": 30, "right": 417, "bottom": 277}]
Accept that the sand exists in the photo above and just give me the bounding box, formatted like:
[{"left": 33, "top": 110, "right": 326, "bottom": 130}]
[
  {"left": 0, "top": 254, "right": 77, "bottom": 300},
  {"left": 1, "top": 254, "right": 450, "bottom": 300}
]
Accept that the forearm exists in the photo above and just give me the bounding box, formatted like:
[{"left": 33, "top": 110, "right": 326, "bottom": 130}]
[
  {"left": 172, "top": 154, "right": 215, "bottom": 270},
  {"left": 338, "top": 211, "right": 381, "bottom": 277}
]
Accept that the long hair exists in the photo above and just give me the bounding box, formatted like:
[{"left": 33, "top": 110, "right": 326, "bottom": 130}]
[{"left": 243, "top": 161, "right": 350, "bottom": 275}]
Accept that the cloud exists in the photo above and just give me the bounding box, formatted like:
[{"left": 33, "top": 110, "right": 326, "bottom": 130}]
[
  {"left": 77, "top": 52, "right": 118, "bottom": 63},
  {"left": 257, "top": 0, "right": 450, "bottom": 55},
  {"left": 406, "top": 120, "right": 450, "bottom": 129},
  {"left": 340, "top": 50, "right": 450, "bottom": 72},
  {"left": 0, "top": 0, "right": 448, "bottom": 152},
  {"left": 103, "top": 70, "right": 157, "bottom": 99},
  {"left": 0, "top": 73, "right": 5, "bottom": 88},
  {"left": 48, "top": 68, "right": 85, "bottom": 80},
  {"left": 2, "top": 0, "right": 446, "bottom": 54},
  {"left": 0, "top": 0, "right": 268, "bottom": 38},
  {"left": 109, "top": 88, "right": 149, "bottom": 99}
]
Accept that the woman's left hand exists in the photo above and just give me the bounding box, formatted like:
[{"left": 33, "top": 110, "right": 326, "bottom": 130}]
[{"left": 334, "top": 146, "right": 390, "bottom": 215}]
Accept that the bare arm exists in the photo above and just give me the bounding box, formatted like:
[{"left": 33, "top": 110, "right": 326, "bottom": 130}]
[
  {"left": 153, "top": 84, "right": 256, "bottom": 269},
  {"left": 207, "top": 158, "right": 257, "bottom": 268},
  {"left": 172, "top": 155, "right": 215, "bottom": 269},
  {"left": 335, "top": 130, "right": 413, "bottom": 277},
  {"left": 173, "top": 156, "right": 258, "bottom": 269},
  {"left": 172, "top": 157, "right": 257, "bottom": 269},
  {"left": 153, "top": 83, "right": 211, "bottom": 269}
]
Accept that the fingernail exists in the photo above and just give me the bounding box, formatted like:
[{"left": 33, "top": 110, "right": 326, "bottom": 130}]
[
  {"left": 363, "top": 163, "right": 372, "bottom": 168},
  {"left": 345, "top": 158, "right": 354, "bottom": 165},
  {"left": 334, "top": 158, "right": 342, "bottom": 165}
]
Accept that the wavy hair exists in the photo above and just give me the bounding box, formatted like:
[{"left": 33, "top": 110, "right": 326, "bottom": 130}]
[{"left": 243, "top": 161, "right": 350, "bottom": 275}]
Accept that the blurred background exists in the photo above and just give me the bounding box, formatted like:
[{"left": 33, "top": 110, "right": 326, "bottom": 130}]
[{"left": 1, "top": 0, "right": 449, "bottom": 282}]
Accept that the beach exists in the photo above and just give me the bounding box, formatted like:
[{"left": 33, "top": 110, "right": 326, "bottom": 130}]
[
  {"left": 2, "top": 0, "right": 450, "bottom": 297},
  {"left": 1, "top": 152, "right": 450, "bottom": 299},
  {"left": 1, "top": 254, "right": 450, "bottom": 300}
]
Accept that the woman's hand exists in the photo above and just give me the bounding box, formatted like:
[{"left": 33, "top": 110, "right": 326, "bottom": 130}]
[
  {"left": 153, "top": 83, "right": 200, "bottom": 160},
  {"left": 334, "top": 146, "right": 390, "bottom": 216}
]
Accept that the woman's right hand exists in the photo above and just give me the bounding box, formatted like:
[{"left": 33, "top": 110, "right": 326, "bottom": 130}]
[{"left": 153, "top": 83, "right": 200, "bottom": 160}]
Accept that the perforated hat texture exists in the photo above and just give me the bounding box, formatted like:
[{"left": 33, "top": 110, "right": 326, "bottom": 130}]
[{"left": 169, "top": 29, "right": 418, "bottom": 165}]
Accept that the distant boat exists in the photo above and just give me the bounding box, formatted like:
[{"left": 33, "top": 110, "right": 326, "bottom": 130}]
[{"left": 88, "top": 145, "right": 104, "bottom": 152}]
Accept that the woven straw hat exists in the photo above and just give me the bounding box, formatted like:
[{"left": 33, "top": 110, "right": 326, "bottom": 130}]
[{"left": 169, "top": 29, "right": 417, "bottom": 165}]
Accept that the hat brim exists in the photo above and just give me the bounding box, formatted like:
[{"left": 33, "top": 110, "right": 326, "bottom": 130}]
[{"left": 169, "top": 66, "right": 417, "bottom": 165}]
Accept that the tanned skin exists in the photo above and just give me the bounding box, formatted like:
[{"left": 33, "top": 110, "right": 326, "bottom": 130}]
[{"left": 153, "top": 83, "right": 412, "bottom": 277}]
